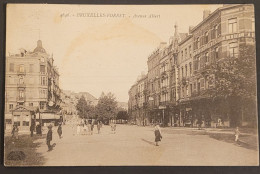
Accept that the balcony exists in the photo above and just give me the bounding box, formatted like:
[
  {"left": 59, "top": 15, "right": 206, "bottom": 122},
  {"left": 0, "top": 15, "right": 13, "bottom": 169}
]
[
  {"left": 161, "top": 86, "right": 167, "bottom": 93},
  {"left": 159, "top": 101, "right": 170, "bottom": 107},
  {"left": 17, "top": 83, "right": 26, "bottom": 88},
  {"left": 17, "top": 96, "right": 26, "bottom": 102},
  {"left": 17, "top": 71, "right": 26, "bottom": 75}
]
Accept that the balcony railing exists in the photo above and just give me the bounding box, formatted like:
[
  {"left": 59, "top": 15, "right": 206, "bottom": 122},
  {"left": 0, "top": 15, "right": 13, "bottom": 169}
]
[
  {"left": 17, "top": 96, "right": 26, "bottom": 102},
  {"left": 17, "top": 71, "right": 26, "bottom": 75},
  {"left": 159, "top": 101, "right": 170, "bottom": 106},
  {"left": 17, "top": 83, "right": 26, "bottom": 88}
]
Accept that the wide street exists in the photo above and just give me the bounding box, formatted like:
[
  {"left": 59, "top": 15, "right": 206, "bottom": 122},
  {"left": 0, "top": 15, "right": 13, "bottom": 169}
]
[{"left": 34, "top": 122, "right": 259, "bottom": 166}]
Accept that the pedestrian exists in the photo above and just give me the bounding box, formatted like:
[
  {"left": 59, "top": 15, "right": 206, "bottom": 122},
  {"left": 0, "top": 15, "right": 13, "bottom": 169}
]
[
  {"left": 30, "top": 123, "right": 35, "bottom": 137},
  {"left": 11, "top": 124, "right": 19, "bottom": 140},
  {"left": 76, "top": 124, "right": 81, "bottom": 135},
  {"left": 91, "top": 123, "right": 94, "bottom": 135},
  {"left": 97, "top": 121, "right": 101, "bottom": 134},
  {"left": 57, "top": 123, "right": 62, "bottom": 138},
  {"left": 197, "top": 117, "right": 202, "bottom": 130},
  {"left": 110, "top": 122, "right": 116, "bottom": 134},
  {"left": 235, "top": 127, "right": 241, "bottom": 144},
  {"left": 154, "top": 122, "right": 162, "bottom": 146},
  {"left": 87, "top": 121, "right": 91, "bottom": 135},
  {"left": 46, "top": 124, "right": 53, "bottom": 151},
  {"left": 83, "top": 123, "right": 88, "bottom": 135},
  {"left": 36, "top": 123, "right": 42, "bottom": 135}
]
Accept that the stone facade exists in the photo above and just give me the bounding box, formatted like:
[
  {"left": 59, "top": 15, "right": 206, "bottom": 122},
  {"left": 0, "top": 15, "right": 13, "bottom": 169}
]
[
  {"left": 128, "top": 4, "right": 256, "bottom": 127},
  {"left": 5, "top": 40, "right": 61, "bottom": 131}
]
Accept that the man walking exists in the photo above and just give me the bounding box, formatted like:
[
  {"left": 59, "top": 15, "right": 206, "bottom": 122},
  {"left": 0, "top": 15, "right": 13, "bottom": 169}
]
[
  {"left": 30, "top": 122, "right": 35, "bottom": 137},
  {"left": 46, "top": 124, "right": 53, "bottom": 151}
]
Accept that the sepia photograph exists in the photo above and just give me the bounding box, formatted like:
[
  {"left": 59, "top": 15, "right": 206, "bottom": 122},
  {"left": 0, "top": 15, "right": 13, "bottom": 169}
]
[{"left": 4, "top": 3, "right": 259, "bottom": 166}]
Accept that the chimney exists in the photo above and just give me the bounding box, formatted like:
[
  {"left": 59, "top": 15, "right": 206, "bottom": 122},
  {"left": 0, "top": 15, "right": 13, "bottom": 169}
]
[{"left": 203, "top": 10, "right": 211, "bottom": 20}]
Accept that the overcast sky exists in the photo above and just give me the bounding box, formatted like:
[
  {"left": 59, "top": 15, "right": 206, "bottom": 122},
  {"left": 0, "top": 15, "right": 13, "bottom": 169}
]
[{"left": 6, "top": 4, "right": 222, "bottom": 102}]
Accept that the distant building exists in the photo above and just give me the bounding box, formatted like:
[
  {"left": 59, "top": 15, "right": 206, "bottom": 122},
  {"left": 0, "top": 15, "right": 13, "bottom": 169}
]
[{"left": 5, "top": 40, "right": 61, "bottom": 131}]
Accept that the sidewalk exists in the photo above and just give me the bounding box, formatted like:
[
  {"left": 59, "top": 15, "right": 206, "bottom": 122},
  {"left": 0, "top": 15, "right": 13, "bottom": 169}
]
[{"left": 161, "top": 126, "right": 258, "bottom": 150}]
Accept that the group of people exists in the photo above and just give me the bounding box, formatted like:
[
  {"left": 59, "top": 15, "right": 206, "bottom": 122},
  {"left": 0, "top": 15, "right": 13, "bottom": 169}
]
[{"left": 75, "top": 119, "right": 103, "bottom": 135}]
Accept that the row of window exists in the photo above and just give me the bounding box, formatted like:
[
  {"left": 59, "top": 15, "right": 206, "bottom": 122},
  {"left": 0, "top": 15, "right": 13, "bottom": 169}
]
[
  {"left": 9, "top": 63, "right": 46, "bottom": 73},
  {"left": 180, "top": 63, "right": 192, "bottom": 78},
  {"left": 180, "top": 45, "right": 192, "bottom": 60}
]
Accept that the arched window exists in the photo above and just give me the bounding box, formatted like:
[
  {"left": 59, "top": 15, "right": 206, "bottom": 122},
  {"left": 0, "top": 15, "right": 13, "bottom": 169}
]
[
  {"left": 215, "top": 47, "right": 219, "bottom": 59},
  {"left": 205, "top": 52, "right": 209, "bottom": 62},
  {"left": 205, "top": 31, "right": 209, "bottom": 44}
]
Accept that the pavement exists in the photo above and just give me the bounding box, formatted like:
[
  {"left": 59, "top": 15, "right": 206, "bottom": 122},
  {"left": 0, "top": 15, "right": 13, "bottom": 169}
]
[{"left": 34, "top": 124, "right": 259, "bottom": 166}]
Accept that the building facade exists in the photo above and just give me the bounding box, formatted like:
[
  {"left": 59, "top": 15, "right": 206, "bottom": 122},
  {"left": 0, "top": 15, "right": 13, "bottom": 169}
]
[
  {"left": 128, "top": 4, "right": 256, "bottom": 128},
  {"left": 5, "top": 40, "right": 62, "bottom": 131}
]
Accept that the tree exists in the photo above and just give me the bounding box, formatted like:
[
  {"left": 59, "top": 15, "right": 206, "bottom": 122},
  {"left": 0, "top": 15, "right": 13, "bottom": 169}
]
[
  {"left": 95, "top": 92, "right": 118, "bottom": 120},
  {"left": 76, "top": 95, "right": 95, "bottom": 119},
  {"left": 117, "top": 110, "right": 129, "bottom": 120},
  {"left": 207, "top": 44, "right": 257, "bottom": 127}
]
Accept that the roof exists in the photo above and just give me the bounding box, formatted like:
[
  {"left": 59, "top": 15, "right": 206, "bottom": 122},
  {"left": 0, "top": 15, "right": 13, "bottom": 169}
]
[{"left": 190, "top": 4, "right": 243, "bottom": 33}]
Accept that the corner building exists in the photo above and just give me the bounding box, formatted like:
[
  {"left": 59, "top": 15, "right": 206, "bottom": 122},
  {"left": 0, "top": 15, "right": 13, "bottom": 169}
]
[{"left": 5, "top": 40, "right": 62, "bottom": 131}]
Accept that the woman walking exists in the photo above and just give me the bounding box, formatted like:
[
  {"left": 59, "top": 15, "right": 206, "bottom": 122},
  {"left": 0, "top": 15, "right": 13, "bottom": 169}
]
[
  {"left": 97, "top": 121, "right": 101, "bottom": 134},
  {"left": 154, "top": 122, "right": 162, "bottom": 146},
  {"left": 11, "top": 124, "right": 19, "bottom": 140},
  {"left": 57, "top": 123, "right": 62, "bottom": 138}
]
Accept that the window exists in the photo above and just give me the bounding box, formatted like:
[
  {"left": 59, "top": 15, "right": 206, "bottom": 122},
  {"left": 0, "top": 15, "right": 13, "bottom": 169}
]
[
  {"left": 181, "top": 67, "right": 184, "bottom": 78},
  {"left": 9, "top": 63, "right": 14, "bottom": 72},
  {"left": 41, "top": 76, "right": 47, "bottom": 85},
  {"left": 190, "top": 84, "right": 193, "bottom": 95},
  {"left": 217, "top": 24, "right": 221, "bottom": 37},
  {"left": 40, "top": 102, "right": 45, "bottom": 110},
  {"left": 14, "top": 121, "right": 20, "bottom": 126},
  {"left": 23, "top": 121, "right": 29, "bottom": 126},
  {"left": 19, "top": 77, "right": 24, "bottom": 84},
  {"left": 189, "top": 63, "right": 192, "bottom": 76},
  {"left": 215, "top": 47, "right": 219, "bottom": 59},
  {"left": 189, "top": 45, "right": 192, "bottom": 58},
  {"left": 40, "top": 65, "right": 45, "bottom": 73},
  {"left": 196, "top": 37, "right": 200, "bottom": 49},
  {"left": 205, "top": 52, "right": 209, "bottom": 63},
  {"left": 181, "top": 51, "right": 184, "bottom": 60},
  {"left": 29, "top": 103, "right": 33, "bottom": 107},
  {"left": 185, "top": 65, "right": 187, "bottom": 77},
  {"left": 29, "top": 64, "right": 34, "bottom": 72},
  {"left": 228, "top": 18, "right": 237, "bottom": 33},
  {"left": 212, "top": 25, "right": 217, "bottom": 39},
  {"left": 182, "top": 87, "right": 184, "bottom": 98},
  {"left": 205, "top": 31, "right": 209, "bottom": 44},
  {"left": 5, "top": 119, "right": 12, "bottom": 124},
  {"left": 19, "top": 90, "right": 24, "bottom": 98},
  {"left": 9, "top": 104, "right": 13, "bottom": 110},
  {"left": 19, "top": 65, "right": 25, "bottom": 73},
  {"left": 229, "top": 42, "right": 238, "bottom": 57},
  {"left": 185, "top": 48, "right": 187, "bottom": 58}
]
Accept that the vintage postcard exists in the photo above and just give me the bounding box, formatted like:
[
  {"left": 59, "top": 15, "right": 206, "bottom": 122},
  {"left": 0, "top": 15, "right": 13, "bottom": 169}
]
[{"left": 4, "top": 4, "right": 258, "bottom": 166}]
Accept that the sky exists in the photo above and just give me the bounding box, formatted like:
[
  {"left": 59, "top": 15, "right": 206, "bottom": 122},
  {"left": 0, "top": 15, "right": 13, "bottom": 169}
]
[{"left": 6, "top": 4, "right": 222, "bottom": 102}]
